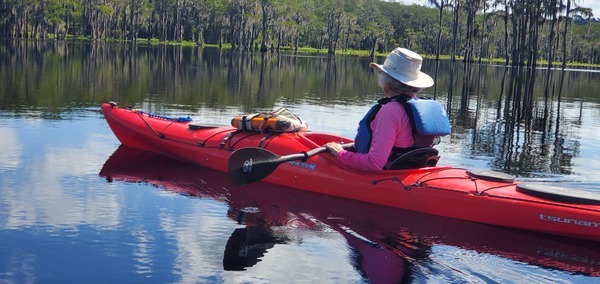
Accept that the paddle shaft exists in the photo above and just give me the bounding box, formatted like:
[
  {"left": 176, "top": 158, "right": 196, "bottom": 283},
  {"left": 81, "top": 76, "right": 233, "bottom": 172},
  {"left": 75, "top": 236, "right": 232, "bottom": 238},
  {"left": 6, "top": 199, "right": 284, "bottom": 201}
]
[
  {"left": 270, "top": 142, "right": 354, "bottom": 165},
  {"left": 228, "top": 143, "right": 354, "bottom": 185},
  {"left": 277, "top": 146, "right": 328, "bottom": 163}
]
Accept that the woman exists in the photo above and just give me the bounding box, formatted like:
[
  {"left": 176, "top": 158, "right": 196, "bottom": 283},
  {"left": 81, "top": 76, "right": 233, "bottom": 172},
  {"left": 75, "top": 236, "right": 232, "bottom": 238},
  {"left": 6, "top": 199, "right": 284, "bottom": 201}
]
[{"left": 325, "top": 47, "right": 435, "bottom": 172}]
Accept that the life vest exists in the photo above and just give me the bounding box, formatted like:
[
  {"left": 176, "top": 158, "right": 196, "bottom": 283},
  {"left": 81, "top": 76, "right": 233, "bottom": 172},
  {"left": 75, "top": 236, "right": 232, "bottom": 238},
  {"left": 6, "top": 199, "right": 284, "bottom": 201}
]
[{"left": 354, "top": 95, "right": 451, "bottom": 154}]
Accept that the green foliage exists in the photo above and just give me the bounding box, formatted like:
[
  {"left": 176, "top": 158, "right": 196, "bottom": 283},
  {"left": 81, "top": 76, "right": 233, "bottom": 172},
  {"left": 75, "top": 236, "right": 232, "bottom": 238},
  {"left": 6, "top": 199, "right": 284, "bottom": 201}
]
[{"left": 0, "top": 0, "right": 599, "bottom": 66}]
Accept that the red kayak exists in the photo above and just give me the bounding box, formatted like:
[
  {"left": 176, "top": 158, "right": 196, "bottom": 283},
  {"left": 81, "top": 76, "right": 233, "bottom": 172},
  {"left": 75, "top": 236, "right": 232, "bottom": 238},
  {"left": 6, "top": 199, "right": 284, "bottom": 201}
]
[{"left": 101, "top": 102, "right": 600, "bottom": 241}]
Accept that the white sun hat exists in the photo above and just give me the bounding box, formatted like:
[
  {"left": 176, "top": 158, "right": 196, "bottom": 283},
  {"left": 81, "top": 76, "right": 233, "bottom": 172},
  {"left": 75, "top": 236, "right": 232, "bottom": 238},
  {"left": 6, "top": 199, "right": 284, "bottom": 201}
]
[{"left": 369, "top": 47, "right": 434, "bottom": 88}]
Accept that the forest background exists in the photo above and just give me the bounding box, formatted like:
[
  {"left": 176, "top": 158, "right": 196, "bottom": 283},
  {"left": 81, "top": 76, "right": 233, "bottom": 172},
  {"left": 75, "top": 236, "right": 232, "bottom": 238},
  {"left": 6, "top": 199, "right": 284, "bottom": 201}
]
[{"left": 1, "top": 0, "right": 599, "bottom": 67}]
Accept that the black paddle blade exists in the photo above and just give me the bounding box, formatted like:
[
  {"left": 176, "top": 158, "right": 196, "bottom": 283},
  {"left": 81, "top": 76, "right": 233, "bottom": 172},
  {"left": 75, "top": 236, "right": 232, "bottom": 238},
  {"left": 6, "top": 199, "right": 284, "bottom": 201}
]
[{"left": 228, "top": 147, "right": 283, "bottom": 185}]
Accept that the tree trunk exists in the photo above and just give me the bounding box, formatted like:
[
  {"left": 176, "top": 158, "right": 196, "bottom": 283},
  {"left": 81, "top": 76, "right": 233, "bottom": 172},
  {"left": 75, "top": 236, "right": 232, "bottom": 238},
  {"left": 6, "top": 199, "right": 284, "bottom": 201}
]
[
  {"left": 129, "top": 1, "right": 134, "bottom": 41},
  {"left": 260, "top": 1, "right": 269, "bottom": 52},
  {"left": 451, "top": 0, "right": 459, "bottom": 61},
  {"left": 435, "top": 0, "right": 444, "bottom": 61},
  {"left": 326, "top": 9, "right": 340, "bottom": 54},
  {"left": 238, "top": 4, "right": 245, "bottom": 49},
  {"left": 561, "top": 0, "right": 571, "bottom": 69},
  {"left": 502, "top": 0, "right": 509, "bottom": 64},
  {"left": 197, "top": 26, "right": 204, "bottom": 46},
  {"left": 463, "top": 6, "right": 473, "bottom": 63},
  {"left": 369, "top": 37, "right": 376, "bottom": 58}
]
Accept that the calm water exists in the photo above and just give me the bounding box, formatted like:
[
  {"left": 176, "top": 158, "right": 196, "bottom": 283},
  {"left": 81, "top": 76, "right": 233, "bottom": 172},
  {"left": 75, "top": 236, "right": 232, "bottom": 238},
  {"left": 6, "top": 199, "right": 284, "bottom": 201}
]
[{"left": 1, "top": 40, "right": 599, "bottom": 283}]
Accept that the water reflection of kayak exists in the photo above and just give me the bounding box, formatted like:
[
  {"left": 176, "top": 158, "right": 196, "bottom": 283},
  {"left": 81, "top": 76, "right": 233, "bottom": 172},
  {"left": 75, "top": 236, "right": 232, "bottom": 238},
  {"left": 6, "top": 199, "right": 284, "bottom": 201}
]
[{"left": 100, "top": 145, "right": 600, "bottom": 277}]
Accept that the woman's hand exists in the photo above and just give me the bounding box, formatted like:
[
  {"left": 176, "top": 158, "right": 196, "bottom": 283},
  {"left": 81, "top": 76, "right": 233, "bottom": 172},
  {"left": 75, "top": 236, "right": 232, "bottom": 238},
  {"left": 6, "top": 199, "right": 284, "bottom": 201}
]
[{"left": 324, "top": 142, "right": 344, "bottom": 156}]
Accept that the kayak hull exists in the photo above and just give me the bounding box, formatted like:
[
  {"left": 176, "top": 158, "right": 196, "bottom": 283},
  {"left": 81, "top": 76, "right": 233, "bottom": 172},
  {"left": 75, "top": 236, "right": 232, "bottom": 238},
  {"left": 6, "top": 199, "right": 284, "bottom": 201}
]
[{"left": 101, "top": 103, "right": 600, "bottom": 241}]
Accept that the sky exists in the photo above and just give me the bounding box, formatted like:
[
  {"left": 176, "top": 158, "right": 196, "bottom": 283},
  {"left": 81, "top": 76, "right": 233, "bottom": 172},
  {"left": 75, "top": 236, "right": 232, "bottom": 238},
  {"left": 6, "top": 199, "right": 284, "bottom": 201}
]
[{"left": 398, "top": 0, "right": 600, "bottom": 19}]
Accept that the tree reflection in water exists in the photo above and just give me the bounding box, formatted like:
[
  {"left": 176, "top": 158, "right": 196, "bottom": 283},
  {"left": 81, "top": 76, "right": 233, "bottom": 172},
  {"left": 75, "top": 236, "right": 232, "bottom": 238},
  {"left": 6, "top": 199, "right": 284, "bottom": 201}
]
[{"left": 437, "top": 60, "right": 589, "bottom": 180}]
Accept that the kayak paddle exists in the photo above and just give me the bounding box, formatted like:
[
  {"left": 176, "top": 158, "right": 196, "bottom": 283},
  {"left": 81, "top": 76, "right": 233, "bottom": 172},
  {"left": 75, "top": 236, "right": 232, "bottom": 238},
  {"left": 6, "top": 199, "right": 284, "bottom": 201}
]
[{"left": 228, "top": 143, "right": 354, "bottom": 185}]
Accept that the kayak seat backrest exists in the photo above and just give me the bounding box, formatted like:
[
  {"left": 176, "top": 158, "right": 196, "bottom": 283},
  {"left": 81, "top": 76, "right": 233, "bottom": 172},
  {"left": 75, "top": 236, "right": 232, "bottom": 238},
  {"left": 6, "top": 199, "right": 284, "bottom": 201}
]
[{"left": 385, "top": 147, "right": 439, "bottom": 170}]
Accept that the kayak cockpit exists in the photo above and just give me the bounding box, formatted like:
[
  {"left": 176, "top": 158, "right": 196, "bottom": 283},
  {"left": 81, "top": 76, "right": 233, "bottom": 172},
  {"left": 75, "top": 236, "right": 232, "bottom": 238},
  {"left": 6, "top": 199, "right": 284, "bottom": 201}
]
[{"left": 517, "top": 183, "right": 600, "bottom": 205}]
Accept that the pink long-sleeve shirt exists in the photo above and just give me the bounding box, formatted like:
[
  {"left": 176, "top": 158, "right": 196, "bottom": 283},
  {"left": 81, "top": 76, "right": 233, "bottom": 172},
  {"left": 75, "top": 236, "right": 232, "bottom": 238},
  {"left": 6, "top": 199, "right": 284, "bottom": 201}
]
[{"left": 336, "top": 101, "right": 414, "bottom": 172}]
